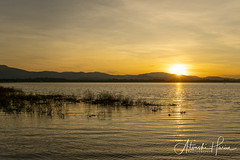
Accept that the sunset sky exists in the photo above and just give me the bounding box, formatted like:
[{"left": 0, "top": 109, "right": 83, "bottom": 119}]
[{"left": 0, "top": 0, "right": 240, "bottom": 77}]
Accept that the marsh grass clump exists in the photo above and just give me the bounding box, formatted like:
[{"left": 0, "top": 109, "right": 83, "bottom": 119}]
[
  {"left": 94, "top": 91, "right": 121, "bottom": 105},
  {"left": 81, "top": 90, "right": 161, "bottom": 107},
  {"left": 0, "top": 86, "right": 25, "bottom": 113},
  {"left": 0, "top": 86, "right": 78, "bottom": 117},
  {"left": 121, "top": 96, "right": 134, "bottom": 106},
  {"left": 89, "top": 91, "right": 134, "bottom": 106},
  {"left": 81, "top": 90, "right": 134, "bottom": 106},
  {"left": 82, "top": 89, "right": 95, "bottom": 102}
]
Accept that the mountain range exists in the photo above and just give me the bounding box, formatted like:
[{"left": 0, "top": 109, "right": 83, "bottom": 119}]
[{"left": 0, "top": 65, "right": 239, "bottom": 82}]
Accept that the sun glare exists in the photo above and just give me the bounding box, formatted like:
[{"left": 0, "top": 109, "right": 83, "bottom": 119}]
[{"left": 169, "top": 64, "right": 188, "bottom": 75}]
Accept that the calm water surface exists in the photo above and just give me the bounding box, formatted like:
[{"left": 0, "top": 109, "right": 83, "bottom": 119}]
[{"left": 0, "top": 83, "right": 239, "bottom": 159}]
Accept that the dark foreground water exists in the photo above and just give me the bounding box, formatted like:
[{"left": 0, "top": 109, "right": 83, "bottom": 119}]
[{"left": 0, "top": 83, "right": 239, "bottom": 159}]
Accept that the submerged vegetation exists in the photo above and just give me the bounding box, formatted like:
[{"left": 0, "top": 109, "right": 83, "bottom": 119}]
[
  {"left": 81, "top": 89, "right": 163, "bottom": 107},
  {"left": 0, "top": 86, "right": 78, "bottom": 118},
  {"left": 82, "top": 90, "right": 134, "bottom": 106},
  {"left": 0, "top": 86, "right": 185, "bottom": 118}
]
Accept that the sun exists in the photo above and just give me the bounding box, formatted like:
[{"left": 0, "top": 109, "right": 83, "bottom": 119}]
[{"left": 169, "top": 64, "right": 188, "bottom": 75}]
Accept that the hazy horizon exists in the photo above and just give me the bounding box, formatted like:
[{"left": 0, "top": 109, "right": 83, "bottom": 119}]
[{"left": 1, "top": 64, "right": 240, "bottom": 79}]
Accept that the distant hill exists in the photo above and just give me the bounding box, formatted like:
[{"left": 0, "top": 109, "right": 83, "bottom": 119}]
[{"left": 0, "top": 65, "right": 239, "bottom": 82}]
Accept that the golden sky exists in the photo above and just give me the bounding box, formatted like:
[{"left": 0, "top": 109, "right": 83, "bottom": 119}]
[{"left": 0, "top": 0, "right": 240, "bottom": 77}]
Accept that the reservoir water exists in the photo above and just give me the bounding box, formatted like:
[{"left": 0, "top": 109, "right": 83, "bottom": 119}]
[{"left": 0, "top": 83, "right": 239, "bottom": 159}]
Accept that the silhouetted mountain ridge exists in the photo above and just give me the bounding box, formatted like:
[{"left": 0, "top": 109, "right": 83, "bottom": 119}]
[{"left": 0, "top": 65, "right": 239, "bottom": 82}]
